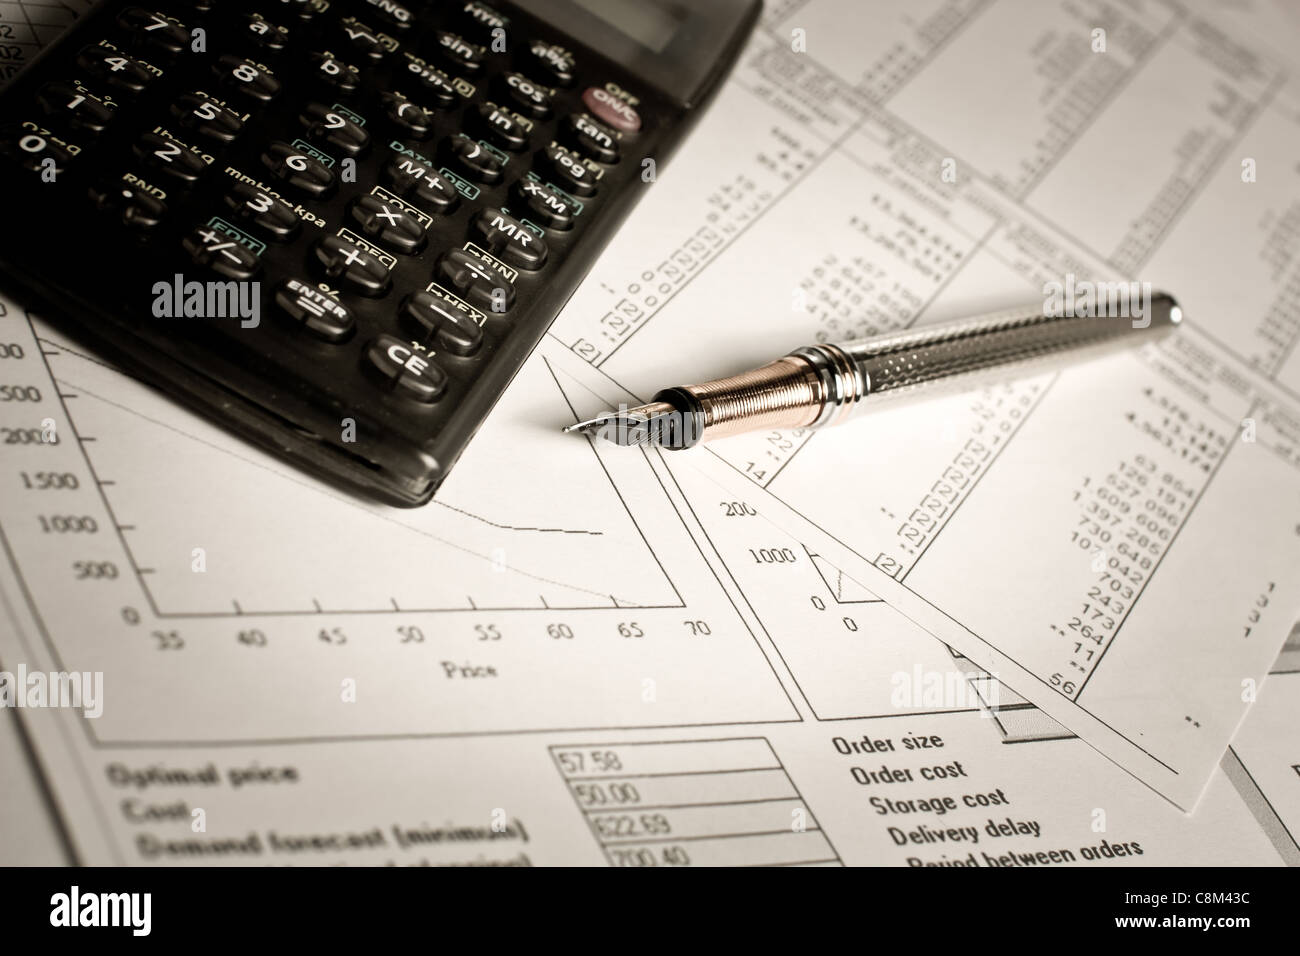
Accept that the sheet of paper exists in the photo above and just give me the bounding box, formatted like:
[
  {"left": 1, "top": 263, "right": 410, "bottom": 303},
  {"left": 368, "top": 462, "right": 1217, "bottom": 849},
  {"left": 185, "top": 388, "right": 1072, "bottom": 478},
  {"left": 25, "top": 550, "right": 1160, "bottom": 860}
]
[
  {"left": 546, "top": 0, "right": 1300, "bottom": 810},
  {"left": 1222, "top": 662, "right": 1300, "bottom": 866},
  {"left": 0, "top": 297, "right": 1292, "bottom": 865},
  {"left": 0, "top": 303, "right": 1288, "bottom": 865},
  {"left": 0, "top": 1, "right": 92, "bottom": 85},
  {"left": 0, "top": 0, "right": 1296, "bottom": 864}
]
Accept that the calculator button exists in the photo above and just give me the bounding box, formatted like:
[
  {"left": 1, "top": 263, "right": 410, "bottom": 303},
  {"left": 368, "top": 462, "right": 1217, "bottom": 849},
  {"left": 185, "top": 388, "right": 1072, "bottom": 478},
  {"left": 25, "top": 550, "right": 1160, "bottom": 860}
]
[
  {"left": 383, "top": 155, "right": 459, "bottom": 214},
  {"left": 400, "top": 61, "right": 457, "bottom": 109},
  {"left": 76, "top": 46, "right": 153, "bottom": 93},
  {"left": 315, "top": 236, "right": 391, "bottom": 296},
  {"left": 215, "top": 56, "right": 281, "bottom": 102},
  {"left": 366, "top": 335, "right": 447, "bottom": 403},
  {"left": 37, "top": 82, "right": 116, "bottom": 134},
  {"left": 472, "top": 209, "right": 548, "bottom": 271},
  {"left": 309, "top": 53, "right": 360, "bottom": 94},
  {"left": 300, "top": 104, "right": 369, "bottom": 155},
  {"left": 582, "top": 87, "right": 641, "bottom": 133},
  {"left": 383, "top": 94, "right": 434, "bottom": 139},
  {"left": 448, "top": 134, "right": 502, "bottom": 184},
  {"left": 340, "top": 20, "right": 389, "bottom": 62},
  {"left": 499, "top": 72, "right": 552, "bottom": 118},
  {"left": 223, "top": 182, "right": 300, "bottom": 240},
  {"left": 117, "top": 8, "right": 188, "bottom": 55},
  {"left": 403, "top": 290, "right": 484, "bottom": 357},
  {"left": 0, "top": 126, "right": 74, "bottom": 175},
  {"left": 460, "top": 2, "right": 507, "bottom": 38},
  {"left": 542, "top": 143, "right": 597, "bottom": 196},
  {"left": 350, "top": 195, "right": 425, "bottom": 254},
  {"left": 134, "top": 132, "right": 207, "bottom": 182},
  {"left": 566, "top": 114, "right": 619, "bottom": 163},
  {"left": 262, "top": 142, "right": 335, "bottom": 197},
  {"left": 516, "top": 179, "right": 574, "bottom": 230},
  {"left": 183, "top": 226, "right": 260, "bottom": 280},
  {"left": 275, "top": 278, "right": 354, "bottom": 342},
  {"left": 475, "top": 103, "right": 527, "bottom": 151},
  {"left": 361, "top": 0, "right": 415, "bottom": 31},
  {"left": 244, "top": 15, "right": 289, "bottom": 52},
  {"left": 434, "top": 31, "right": 485, "bottom": 75},
  {"left": 524, "top": 40, "right": 574, "bottom": 87},
  {"left": 172, "top": 93, "right": 243, "bottom": 143},
  {"left": 437, "top": 250, "right": 515, "bottom": 312},
  {"left": 89, "top": 181, "right": 166, "bottom": 230}
]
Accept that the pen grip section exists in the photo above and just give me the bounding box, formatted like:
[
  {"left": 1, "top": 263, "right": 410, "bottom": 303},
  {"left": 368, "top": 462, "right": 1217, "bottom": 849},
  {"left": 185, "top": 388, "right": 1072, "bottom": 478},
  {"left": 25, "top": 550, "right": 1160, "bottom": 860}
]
[{"left": 666, "top": 356, "right": 825, "bottom": 440}]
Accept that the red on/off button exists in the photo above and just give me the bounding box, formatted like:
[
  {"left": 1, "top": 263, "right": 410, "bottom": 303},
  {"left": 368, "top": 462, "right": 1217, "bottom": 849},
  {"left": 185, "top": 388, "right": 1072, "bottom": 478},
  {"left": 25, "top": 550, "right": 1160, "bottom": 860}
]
[{"left": 581, "top": 86, "right": 641, "bottom": 132}]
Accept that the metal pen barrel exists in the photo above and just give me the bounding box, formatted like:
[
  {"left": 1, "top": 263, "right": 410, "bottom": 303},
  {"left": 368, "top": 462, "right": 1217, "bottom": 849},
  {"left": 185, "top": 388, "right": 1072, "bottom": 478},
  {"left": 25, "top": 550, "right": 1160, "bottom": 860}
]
[
  {"left": 567, "top": 293, "right": 1181, "bottom": 448},
  {"left": 820, "top": 290, "right": 1181, "bottom": 422}
]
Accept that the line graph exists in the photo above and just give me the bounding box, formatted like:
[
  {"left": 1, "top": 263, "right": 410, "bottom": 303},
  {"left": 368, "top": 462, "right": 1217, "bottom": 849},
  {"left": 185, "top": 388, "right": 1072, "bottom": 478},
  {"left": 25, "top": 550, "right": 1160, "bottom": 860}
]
[
  {"left": 40, "top": 334, "right": 683, "bottom": 615},
  {"left": 805, "top": 547, "right": 881, "bottom": 604},
  {"left": 0, "top": 309, "right": 799, "bottom": 743}
]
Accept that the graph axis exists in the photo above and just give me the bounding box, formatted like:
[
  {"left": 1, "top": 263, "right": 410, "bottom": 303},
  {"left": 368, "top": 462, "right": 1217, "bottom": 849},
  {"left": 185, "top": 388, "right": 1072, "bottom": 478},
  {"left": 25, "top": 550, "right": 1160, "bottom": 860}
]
[{"left": 36, "top": 322, "right": 691, "bottom": 617}]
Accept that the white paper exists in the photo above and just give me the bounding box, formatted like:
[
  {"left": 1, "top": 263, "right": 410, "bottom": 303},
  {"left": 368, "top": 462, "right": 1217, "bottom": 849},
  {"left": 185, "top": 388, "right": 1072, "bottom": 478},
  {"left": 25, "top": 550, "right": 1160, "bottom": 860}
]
[
  {"left": 0, "top": 1, "right": 93, "bottom": 86},
  {"left": 1221, "top": 638, "right": 1300, "bottom": 866},
  {"left": 548, "top": 0, "right": 1300, "bottom": 810},
  {"left": 0, "top": 303, "right": 1286, "bottom": 864}
]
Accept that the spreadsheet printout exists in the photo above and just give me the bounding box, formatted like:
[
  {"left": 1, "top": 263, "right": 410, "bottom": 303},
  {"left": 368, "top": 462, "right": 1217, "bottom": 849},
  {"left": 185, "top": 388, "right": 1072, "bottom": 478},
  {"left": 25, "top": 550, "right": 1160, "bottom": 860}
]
[{"left": 546, "top": 0, "right": 1300, "bottom": 810}]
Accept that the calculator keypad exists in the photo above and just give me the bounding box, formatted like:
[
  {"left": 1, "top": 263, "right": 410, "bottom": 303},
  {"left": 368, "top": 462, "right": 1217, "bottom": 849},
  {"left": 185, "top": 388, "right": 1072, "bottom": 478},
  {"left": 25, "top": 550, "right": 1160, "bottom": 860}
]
[
  {"left": 0, "top": 0, "right": 687, "bottom": 504},
  {"left": 350, "top": 195, "right": 426, "bottom": 254}
]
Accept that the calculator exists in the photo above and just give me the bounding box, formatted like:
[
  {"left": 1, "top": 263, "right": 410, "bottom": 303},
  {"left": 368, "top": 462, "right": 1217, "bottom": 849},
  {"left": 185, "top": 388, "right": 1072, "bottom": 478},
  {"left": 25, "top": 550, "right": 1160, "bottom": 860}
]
[{"left": 0, "top": 0, "right": 760, "bottom": 505}]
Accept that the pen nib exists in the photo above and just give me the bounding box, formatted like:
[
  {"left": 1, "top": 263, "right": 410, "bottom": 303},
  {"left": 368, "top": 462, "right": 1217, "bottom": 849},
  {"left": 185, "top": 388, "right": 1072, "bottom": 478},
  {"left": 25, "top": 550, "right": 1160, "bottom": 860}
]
[
  {"left": 563, "top": 415, "right": 619, "bottom": 437},
  {"left": 563, "top": 402, "right": 687, "bottom": 447}
]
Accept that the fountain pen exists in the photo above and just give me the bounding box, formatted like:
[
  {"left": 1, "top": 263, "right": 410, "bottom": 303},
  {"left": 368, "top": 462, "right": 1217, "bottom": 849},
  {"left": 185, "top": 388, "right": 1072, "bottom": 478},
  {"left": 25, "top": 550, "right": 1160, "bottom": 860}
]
[{"left": 565, "top": 292, "right": 1182, "bottom": 448}]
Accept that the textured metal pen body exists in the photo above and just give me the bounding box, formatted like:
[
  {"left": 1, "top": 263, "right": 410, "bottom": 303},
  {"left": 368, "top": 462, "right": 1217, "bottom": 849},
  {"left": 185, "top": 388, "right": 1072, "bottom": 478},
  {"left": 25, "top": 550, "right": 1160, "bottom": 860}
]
[
  {"left": 649, "top": 293, "right": 1180, "bottom": 445},
  {"left": 834, "top": 291, "right": 1180, "bottom": 413}
]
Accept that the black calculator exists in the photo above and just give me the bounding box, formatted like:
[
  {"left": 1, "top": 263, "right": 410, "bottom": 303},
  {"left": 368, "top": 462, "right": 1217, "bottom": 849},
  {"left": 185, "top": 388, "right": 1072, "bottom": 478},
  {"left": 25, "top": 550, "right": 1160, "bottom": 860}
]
[{"left": 0, "top": 0, "right": 760, "bottom": 505}]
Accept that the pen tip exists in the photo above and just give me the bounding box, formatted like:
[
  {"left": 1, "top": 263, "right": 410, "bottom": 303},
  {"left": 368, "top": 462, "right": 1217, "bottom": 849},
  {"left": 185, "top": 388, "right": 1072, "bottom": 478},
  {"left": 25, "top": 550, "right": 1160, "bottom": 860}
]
[
  {"left": 564, "top": 402, "right": 691, "bottom": 447},
  {"left": 563, "top": 412, "right": 644, "bottom": 445},
  {"left": 563, "top": 415, "right": 615, "bottom": 435}
]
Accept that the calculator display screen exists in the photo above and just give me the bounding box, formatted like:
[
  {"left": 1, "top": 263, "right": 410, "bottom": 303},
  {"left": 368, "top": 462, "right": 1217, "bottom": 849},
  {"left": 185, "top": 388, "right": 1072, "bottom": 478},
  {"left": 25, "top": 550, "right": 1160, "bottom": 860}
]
[{"left": 570, "top": 0, "right": 685, "bottom": 53}]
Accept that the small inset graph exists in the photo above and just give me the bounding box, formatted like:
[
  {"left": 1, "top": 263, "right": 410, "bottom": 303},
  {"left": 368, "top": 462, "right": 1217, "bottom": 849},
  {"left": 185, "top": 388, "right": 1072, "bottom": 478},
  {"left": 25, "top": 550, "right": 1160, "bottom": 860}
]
[
  {"left": 806, "top": 548, "right": 881, "bottom": 603},
  {"left": 945, "top": 647, "right": 1074, "bottom": 744},
  {"left": 946, "top": 647, "right": 1076, "bottom": 743},
  {"left": 686, "top": 536, "right": 981, "bottom": 721}
]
